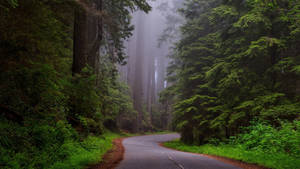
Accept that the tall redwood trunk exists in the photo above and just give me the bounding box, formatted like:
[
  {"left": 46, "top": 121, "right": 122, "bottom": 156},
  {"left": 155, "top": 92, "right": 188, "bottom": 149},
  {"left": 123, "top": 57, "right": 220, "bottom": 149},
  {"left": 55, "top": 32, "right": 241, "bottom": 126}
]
[
  {"left": 146, "top": 54, "right": 155, "bottom": 125},
  {"left": 72, "top": 0, "right": 102, "bottom": 75},
  {"left": 133, "top": 12, "right": 145, "bottom": 132},
  {"left": 73, "top": 6, "right": 88, "bottom": 74}
]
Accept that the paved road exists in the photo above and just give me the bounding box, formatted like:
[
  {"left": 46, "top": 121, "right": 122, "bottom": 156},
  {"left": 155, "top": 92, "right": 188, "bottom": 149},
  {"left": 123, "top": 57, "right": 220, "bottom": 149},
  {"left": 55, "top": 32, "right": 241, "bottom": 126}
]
[{"left": 116, "top": 134, "right": 241, "bottom": 169}]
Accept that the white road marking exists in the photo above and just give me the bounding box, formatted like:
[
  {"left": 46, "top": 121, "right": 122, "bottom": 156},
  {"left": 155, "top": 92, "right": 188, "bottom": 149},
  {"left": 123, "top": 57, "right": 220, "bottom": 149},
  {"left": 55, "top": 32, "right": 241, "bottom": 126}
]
[{"left": 167, "top": 154, "right": 185, "bottom": 169}]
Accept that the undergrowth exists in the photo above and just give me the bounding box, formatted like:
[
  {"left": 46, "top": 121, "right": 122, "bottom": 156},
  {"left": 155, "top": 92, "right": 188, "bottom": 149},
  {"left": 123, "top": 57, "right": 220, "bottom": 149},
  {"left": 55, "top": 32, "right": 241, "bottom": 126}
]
[
  {"left": 0, "top": 118, "right": 124, "bottom": 169},
  {"left": 164, "top": 121, "right": 300, "bottom": 169}
]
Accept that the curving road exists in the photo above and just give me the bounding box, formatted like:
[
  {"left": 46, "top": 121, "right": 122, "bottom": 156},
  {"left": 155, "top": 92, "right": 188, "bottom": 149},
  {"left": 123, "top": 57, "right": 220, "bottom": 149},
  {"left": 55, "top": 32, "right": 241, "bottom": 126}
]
[{"left": 116, "top": 134, "right": 241, "bottom": 169}]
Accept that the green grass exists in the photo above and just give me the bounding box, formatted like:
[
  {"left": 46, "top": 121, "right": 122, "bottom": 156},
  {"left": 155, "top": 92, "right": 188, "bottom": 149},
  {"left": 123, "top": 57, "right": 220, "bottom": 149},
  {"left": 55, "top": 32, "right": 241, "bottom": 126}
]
[
  {"left": 49, "top": 132, "right": 124, "bottom": 169},
  {"left": 163, "top": 140, "right": 300, "bottom": 169}
]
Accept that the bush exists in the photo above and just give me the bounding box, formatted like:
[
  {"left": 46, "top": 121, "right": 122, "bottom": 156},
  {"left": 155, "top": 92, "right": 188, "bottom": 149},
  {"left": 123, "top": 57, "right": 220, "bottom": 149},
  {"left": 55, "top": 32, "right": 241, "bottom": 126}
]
[
  {"left": 0, "top": 118, "right": 77, "bottom": 169},
  {"left": 231, "top": 121, "right": 300, "bottom": 157}
]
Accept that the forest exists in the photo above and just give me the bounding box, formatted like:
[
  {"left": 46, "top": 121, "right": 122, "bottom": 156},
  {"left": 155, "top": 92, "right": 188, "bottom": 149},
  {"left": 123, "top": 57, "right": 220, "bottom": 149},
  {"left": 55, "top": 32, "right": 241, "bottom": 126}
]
[
  {"left": 0, "top": 0, "right": 152, "bottom": 168},
  {"left": 0, "top": 0, "right": 300, "bottom": 169},
  {"left": 161, "top": 0, "right": 300, "bottom": 168}
]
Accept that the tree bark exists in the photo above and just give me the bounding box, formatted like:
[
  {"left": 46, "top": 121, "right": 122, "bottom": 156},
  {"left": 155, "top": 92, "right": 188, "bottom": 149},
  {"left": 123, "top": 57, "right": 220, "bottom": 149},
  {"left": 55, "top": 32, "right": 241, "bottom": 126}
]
[
  {"left": 72, "top": 0, "right": 102, "bottom": 75},
  {"left": 73, "top": 6, "right": 88, "bottom": 74}
]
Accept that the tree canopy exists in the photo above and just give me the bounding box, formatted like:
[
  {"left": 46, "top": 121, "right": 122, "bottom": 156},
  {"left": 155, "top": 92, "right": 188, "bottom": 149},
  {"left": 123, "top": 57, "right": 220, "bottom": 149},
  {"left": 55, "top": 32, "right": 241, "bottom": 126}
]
[{"left": 163, "top": 0, "right": 300, "bottom": 144}]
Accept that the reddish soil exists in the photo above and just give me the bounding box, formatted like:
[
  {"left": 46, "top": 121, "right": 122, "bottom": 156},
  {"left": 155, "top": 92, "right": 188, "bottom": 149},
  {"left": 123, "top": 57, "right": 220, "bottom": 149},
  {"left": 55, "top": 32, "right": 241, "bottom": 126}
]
[
  {"left": 159, "top": 143, "right": 269, "bottom": 169},
  {"left": 87, "top": 138, "right": 125, "bottom": 169}
]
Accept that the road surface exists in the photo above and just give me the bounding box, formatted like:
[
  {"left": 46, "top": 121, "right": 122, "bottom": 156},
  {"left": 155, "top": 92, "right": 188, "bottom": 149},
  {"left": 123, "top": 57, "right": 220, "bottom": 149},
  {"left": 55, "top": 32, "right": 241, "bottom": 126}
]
[{"left": 116, "top": 134, "right": 241, "bottom": 169}]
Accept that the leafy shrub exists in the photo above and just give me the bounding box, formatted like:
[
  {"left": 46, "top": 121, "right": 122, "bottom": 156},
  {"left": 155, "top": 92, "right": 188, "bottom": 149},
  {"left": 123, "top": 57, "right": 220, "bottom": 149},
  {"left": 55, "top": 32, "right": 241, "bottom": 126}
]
[
  {"left": 0, "top": 117, "right": 77, "bottom": 169},
  {"left": 231, "top": 121, "right": 300, "bottom": 157}
]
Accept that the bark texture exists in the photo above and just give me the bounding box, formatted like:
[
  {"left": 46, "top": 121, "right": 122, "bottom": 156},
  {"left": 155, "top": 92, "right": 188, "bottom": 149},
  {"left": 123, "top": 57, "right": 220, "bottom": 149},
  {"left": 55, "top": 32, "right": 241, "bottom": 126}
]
[{"left": 73, "top": 0, "right": 102, "bottom": 75}]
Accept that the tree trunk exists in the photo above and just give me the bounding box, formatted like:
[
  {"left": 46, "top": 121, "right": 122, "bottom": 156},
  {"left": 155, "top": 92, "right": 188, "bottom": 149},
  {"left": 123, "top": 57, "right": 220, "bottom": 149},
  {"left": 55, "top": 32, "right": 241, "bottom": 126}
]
[
  {"left": 72, "top": 0, "right": 102, "bottom": 75},
  {"left": 73, "top": 6, "right": 88, "bottom": 74},
  {"left": 133, "top": 11, "right": 146, "bottom": 132}
]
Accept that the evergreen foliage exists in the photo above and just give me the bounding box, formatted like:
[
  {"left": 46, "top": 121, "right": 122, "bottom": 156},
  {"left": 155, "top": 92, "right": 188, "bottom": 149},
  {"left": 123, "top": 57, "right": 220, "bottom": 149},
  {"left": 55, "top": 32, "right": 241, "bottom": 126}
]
[{"left": 163, "top": 0, "right": 300, "bottom": 145}]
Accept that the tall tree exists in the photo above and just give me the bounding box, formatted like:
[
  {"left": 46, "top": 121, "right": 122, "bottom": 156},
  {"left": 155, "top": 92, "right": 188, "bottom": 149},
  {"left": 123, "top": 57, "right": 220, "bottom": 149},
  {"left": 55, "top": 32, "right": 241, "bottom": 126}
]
[
  {"left": 133, "top": 11, "right": 146, "bottom": 131},
  {"left": 73, "top": 0, "right": 151, "bottom": 75}
]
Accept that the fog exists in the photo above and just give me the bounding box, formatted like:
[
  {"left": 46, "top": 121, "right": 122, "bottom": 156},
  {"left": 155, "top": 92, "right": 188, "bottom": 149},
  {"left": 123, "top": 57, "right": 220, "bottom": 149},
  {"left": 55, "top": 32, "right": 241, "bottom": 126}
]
[{"left": 118, "top": 0, "right": 183, "bottom": 130}]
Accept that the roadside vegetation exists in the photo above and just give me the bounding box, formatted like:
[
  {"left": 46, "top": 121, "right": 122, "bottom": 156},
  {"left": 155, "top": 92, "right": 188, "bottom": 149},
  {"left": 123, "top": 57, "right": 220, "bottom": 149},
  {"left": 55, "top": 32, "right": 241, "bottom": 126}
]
[{"left": 164, "top": 121, "right": 300, "bottom": 169}]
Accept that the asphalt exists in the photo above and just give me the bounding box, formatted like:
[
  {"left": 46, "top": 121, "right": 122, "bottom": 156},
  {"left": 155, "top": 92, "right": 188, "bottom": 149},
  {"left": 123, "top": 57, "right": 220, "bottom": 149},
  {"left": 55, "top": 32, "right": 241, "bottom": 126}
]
[{"left": 116, "top": 134, "right": 241, "bottom": 169}]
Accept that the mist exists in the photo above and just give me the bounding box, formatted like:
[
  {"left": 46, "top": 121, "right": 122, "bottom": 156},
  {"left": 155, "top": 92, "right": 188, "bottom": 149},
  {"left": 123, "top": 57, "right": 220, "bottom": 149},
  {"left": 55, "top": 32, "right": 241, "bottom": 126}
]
[{"left": 118, "top": 0, "right": 182, "bottom": 131}]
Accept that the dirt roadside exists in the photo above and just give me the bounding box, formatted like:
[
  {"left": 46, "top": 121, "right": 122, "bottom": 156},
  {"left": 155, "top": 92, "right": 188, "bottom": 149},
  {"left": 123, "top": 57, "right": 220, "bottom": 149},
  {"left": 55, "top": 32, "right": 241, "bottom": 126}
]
[{"left": 87, "top": 138, "right": 125, "bottom": 169}]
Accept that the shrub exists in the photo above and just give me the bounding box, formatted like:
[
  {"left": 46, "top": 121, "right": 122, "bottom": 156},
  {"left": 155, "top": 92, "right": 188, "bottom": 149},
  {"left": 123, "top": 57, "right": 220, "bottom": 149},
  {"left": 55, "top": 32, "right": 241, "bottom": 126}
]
[{"left": 232, "top": 121, "right": 300, "bottom": 157}]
